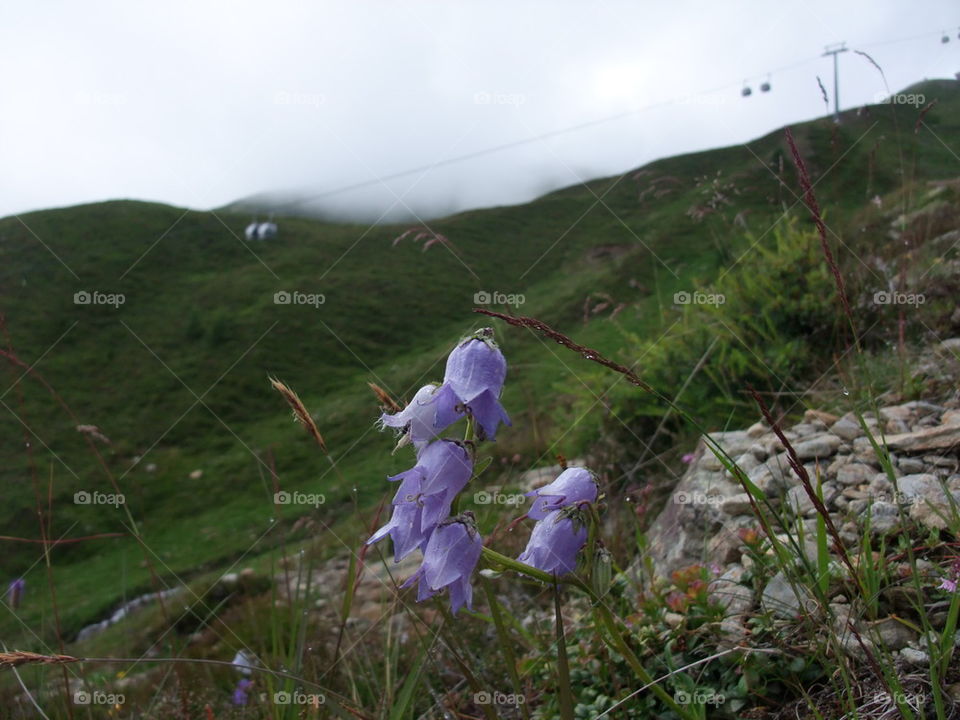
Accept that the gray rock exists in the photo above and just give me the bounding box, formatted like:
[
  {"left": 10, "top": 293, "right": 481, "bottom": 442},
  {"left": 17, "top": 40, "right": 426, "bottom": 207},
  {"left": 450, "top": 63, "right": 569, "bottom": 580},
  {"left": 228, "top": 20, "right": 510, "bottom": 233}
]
[
  {"left": 804, "top": 409, "right": 839, "bottom": 427},
  {"left": 880, "top": 405, "right": 915, "bottom": 423},
  {"left": 896, "top": 474, "right": 940, "bottom": 502},
  {"left": 885, "top": 422, "right": 960, "bottom": 453},
  {"left": 898, "top": 457, "right": 925, "bottom": 474},
  {"left": 886, "top": 419, "right": 911, "bottom": 434},
  {"left": 839, "top": 633, "right": 875, "bottom": 661},
  {"left": 786, "top": 485, "right": 817, "bottom": 516},
  {"left": 642, "top": 456, "right": 740, "bottom": 577},
  {"left": 862, "top": 500, "right": 901, "bottom": 534},
  {"left": 827, "top": 454, "right": 853, "bottom": 476},
  {"left": 727, "top": 452, "right": 760, "bottom": 477},
  {"left": 747, "top": 442, "right": 768, "bottom": 461},
  {"left": 794, "top": 435, "right": 841, "bottom": 461},
  {"left": 790, "top": 422, "right": 821, "bottom": 437},
  {"left": 898, "top": 647, "right": 930, "bottom": 667},
  {"left": 716, "top": 617, "right": 748, "bottom": 649},
  {"left": 830, "top": 602, "right": 851, "bottom": 628},
  {"left": 720, "top": 493, "right": 755, "bottom": 516},
  {"left": 709, "top": 565, "right": 753, "bottom": 616},
  {"left": 924, "top": 454, "right": 957, "bottom": 468},
  {"left": 943, "top": 410, "right": 960, "bottom": 425},
  {"left": 707, "top": 430, "right": 756, "bottom": 460},
  {"left": 869, "top": 474, "right": 894, "bottom": 497},
  {"left": 864, "top": 617, "right": 917, "bottom": 651},
  {"left": 909, "top": 488, "right": 960, "bottom": 530},
  {"left": 761, "top": 431, "right": 800, "bottom": 456},
  {"left": 707, "top": 518, "right": 759, "bottom": 565},
  {"left": 837, "top": 463, "right": 876, "bottom": 486},
  {"left": 747, "top": 457, "right": 795, "bottom": 498},
  {"left": 906, "top": 400, "right": 946, "bottom": 416},
  {"left": 762, "top": 571, "right": 814, "bottom": 619},
  {"left": 832, "top": 417, "right": 864, "bottom": 441},
  {"left": 700, "top": 451, "right": 725, "bottom": 471}
]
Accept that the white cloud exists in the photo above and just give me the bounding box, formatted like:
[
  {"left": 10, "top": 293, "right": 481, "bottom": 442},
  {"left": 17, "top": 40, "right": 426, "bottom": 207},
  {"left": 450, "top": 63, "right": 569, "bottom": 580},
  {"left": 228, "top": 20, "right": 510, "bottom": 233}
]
[{"left": 0, "top": 0, "right": 956, "bottom": 220}]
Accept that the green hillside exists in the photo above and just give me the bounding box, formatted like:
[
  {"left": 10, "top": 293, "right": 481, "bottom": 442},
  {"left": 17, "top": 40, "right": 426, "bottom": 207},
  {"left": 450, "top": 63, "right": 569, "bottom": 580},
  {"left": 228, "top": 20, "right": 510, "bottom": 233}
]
[{"left": 1, "top": 77, "right": 958, "bottom": 652}]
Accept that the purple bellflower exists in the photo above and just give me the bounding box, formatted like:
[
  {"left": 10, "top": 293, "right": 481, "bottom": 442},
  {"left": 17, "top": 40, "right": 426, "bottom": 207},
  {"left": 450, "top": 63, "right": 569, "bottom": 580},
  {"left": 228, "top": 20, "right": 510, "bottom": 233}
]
[
  {"left": 379, "top": 384, "right": 443, "bottom": 450},
  {"left": 231, "top": 678, "right": 254, "bottom": 706},
  {"left": 402, "top": 513, "right": 482, "bottom": 614},
  {"left": 432, "top": 329, "right": 511, "bottom": 441},
  {"left": 526, "top": 467, "right": 598, "bottom": 520},
  {"left": 367, "top": 440, "right": 473, "bottom": 561},
  {"left": 518, "top": 508, "right": 588, "bottom": 576},
  {"left": 6, "top": 578, "right": 25, "bottom": 610}
]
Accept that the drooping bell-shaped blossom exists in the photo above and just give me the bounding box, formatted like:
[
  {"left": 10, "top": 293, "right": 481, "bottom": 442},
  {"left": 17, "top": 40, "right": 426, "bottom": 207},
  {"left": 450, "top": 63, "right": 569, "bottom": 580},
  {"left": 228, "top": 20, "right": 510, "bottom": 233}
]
[
  {"left": 231, "top": 678, "right": 254, "bottom": 706},
  {"left": 388, "top": 439, "right": 473, "bottom": 505},
  {"left": 379, "top": 384, "right": 443, "bottom": 450},
  {"left": 367, "top": 440, "right": 474, "bottom": 561},
  {"left": 6, "top": 578, "right": 25, "bottom": 610},
  {"left": 402, "top": 513, "right": 482, "bottom": 614},
  {"left": 231, "top": 650, "right": 254, "bottom": 675},
  {"left": 526, "top": 467, "right": 598, "bottom": 520},
  {"left": 367, "top": 500, "right": 430, "bottom": 562},
  {"left": 518, "top": 509, "right": 588, "bottom": 576},
  {"left": 432, "top": 329, "right": 511, "bottom": 441}
]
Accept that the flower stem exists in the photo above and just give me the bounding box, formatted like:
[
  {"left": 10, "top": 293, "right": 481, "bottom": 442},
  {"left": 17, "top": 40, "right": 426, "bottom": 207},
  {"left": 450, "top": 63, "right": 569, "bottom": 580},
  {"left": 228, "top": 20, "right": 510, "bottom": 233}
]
[{"left": 480, "top": 547, "right": 694, "bottom": 718}]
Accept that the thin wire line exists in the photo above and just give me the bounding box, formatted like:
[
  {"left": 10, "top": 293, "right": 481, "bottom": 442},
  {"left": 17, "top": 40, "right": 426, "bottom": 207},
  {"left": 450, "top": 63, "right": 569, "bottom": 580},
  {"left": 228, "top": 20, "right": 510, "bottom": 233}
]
[{"left": 266, "top": 26, "right": 952, "bottom": 213}]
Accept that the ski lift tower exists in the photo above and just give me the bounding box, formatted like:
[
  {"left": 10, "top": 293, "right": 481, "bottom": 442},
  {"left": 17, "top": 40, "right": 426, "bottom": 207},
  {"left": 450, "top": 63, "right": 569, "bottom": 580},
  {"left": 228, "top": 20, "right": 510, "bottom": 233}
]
[{"left": 823, "top": 43, "right": 847, "bottom": 123}]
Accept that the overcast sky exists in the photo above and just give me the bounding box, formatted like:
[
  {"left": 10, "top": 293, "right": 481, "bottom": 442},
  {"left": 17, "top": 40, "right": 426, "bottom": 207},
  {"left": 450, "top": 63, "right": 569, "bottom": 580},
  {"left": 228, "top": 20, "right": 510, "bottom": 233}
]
[{"left": 1, "top": 1, "right": 958, "bottom": 222}]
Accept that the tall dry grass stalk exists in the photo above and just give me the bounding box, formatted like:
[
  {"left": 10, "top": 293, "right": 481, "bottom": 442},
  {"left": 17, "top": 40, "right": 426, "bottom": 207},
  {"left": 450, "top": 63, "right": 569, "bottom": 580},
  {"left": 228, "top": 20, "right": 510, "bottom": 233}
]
[{"left": 269, "top": 376, "right": 327, "bottom": 451}]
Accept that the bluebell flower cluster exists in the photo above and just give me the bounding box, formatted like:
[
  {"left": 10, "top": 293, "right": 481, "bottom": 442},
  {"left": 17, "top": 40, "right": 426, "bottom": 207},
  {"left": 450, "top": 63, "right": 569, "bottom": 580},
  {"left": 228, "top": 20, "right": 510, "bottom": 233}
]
[{"left": 368, "top": 328, "right": 599, "bottom": 613}]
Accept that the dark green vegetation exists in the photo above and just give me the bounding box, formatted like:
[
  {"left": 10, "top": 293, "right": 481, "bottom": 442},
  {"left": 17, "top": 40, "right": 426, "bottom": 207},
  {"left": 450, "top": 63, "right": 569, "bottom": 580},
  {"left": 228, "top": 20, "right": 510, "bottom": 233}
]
[{"left": 0, "top": 78, "right": 958, "bottom": 667}]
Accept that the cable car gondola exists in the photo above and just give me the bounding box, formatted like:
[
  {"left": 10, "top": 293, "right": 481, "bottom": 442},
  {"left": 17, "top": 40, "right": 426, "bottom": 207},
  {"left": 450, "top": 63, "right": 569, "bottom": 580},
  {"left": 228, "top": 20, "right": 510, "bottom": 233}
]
[{"left": 244, "top": 218, "right": 278, "bottom": 241}]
